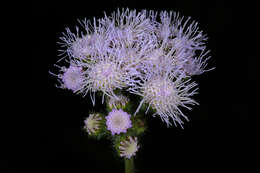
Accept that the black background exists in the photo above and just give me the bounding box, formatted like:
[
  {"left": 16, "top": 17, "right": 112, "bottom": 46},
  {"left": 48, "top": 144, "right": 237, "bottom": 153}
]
[{"left": 4, "top": 0, "right": 254, "bottom": 172}]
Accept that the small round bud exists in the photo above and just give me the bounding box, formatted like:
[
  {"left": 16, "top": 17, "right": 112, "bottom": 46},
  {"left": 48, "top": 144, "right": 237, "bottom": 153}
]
[
  {"left": 119, "top": 136, "right": 139, "bottom": 159},
  {"left": 84, "top": 113, "right": 102, "bottom": 135}
]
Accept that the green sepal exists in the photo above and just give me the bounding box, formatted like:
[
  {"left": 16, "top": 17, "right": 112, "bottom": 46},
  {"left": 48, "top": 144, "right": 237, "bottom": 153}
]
[
  {"left": 112, "top": 133, "right": 128, "bottom": 156},
  {"left": 129, "top": 114, "right": 147, "bottom": 136},
  {"left": 131, "top": 117, "right": 146, "bottom": 136}
]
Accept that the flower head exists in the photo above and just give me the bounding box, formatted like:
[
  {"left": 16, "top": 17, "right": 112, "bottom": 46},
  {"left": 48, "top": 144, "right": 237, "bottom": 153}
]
[
  {"left": 106, "top": 109, "right": 132, "bottom": 135},
  {"left": 84, "top": 113, "right": 102, "bottom": 135},
  {"left": 87, "top": 61, "right": 125, "bottom": 92},
  {"left": 70, "top": 35, "right": 95, "bottom": 59},
  {"left": 60, "top": 64, "right": 84, "bottom": 92},
  {"left": 119, "top": 136, "right": 139, "bottom": 159},
  {"left": 130, "top": 70, "right": 198, "bottom": 127},
  {"left": 81, "top": 59, "right": 128, "bottom": 105}
]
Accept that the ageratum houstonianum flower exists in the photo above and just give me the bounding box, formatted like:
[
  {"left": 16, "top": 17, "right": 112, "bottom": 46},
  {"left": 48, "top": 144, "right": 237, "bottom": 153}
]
[
  {"left": 128, "top": 47, "right": 198, "bottom": 128},
  {"left": 50, "top": 63, "right": 84, "bottom": 92},
  {"left": 153, "top": 11, "right": 214, "bottom": 77},
  {"left": 129, "top": 71, "right": 198, "bottom": 128},
  {"left": 51, "top": 8, "right": 214, "bottom": 127},
  {"left": 62, "top": 65, "right": 84, "bottom": 91},
  {"left": 106, "top": 109, "right": 132, "bottom": 135}
]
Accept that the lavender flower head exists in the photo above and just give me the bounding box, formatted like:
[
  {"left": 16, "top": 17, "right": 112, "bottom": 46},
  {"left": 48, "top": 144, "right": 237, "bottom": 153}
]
[
  {"left": 106, "top": 109, "right": 132, "bottom": 135},
  {"left": 51, "top": 8, "right": 214, "bottom": 127}
]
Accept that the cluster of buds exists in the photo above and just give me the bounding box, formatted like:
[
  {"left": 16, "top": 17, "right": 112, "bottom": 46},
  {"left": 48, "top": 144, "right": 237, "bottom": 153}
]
[{"left": 83, "top": 96, "right": 144, "bottom": 159}]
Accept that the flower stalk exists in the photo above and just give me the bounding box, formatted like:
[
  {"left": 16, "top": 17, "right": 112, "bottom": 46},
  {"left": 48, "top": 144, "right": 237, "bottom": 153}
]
[{"left": 125, "top": 157, "right": 135, "bottom": 173}]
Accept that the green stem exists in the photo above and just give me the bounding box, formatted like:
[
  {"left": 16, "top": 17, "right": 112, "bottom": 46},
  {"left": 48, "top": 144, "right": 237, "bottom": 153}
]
[{"left": 125, "top": 157, "right": 135, "bottom": 173}]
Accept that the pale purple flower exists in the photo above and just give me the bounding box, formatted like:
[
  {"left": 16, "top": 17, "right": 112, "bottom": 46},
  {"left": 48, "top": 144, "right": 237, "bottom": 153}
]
[
  {"left": 119, "top": 136, "right": 139, "bottom": 159},
  {"left": 49, "top": 64, "right": 85, "bottom": 92},
  {"left": 106, "top": 109, "right": 132, "bottom": 135},
  {"left": 82, "top": 58, "right": 128, "bottom": 105},
  {"left": 62, "top": 65, "right": 84, "bottom": 91},
  {"left": 129, "top": 70, "right": 198, "bottom": 128},
  {"left": 148, "top": 11, "right": 213, "bottom": 77}
]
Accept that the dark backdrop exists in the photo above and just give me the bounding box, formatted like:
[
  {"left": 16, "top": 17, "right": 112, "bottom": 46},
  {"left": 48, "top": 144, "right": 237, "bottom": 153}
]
[{"left": 5, "top": 0, "right": 253, "bottom": 172}]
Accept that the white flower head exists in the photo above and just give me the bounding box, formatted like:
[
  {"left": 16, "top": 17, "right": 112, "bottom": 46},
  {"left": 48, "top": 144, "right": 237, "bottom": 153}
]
[
  {"left": 70, "top": 35, "right": 95, "bottom": 59},
  {"left": 106, "top": 109, "right": 132, "bottom": 135},
  {"left": 84, "top": 113, "right": 102, "bottom": 135},
  {"left": 152, "top": 11, "right": 213, "bottom": 77},
  {"left": 130, "top": 71, "right": 198, "bottom": 128},
  {"left": 119, "top": 136, "right": 139, "bottom": 159},
  {"left": 82, "top": 59, "right": 128, "bottom": 104},
  {"left": 88, "top": 61, "right": 124, "bottom": 91}
]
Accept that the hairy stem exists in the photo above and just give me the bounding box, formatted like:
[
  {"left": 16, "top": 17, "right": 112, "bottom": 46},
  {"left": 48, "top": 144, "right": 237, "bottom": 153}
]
[{"left": 125, "top": 157, "right": 135, "bottom": 173}]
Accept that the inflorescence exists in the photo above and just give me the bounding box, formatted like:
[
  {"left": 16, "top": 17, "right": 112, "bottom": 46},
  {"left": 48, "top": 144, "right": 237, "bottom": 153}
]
[{"left": 51, "top": 8, "right": 214, "bottom": 159}]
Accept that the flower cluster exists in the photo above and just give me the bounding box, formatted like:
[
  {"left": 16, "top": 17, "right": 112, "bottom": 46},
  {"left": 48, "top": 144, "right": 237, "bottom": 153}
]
[
  {"left": 52, "top": 8, "right": 214, "bottom": 128},
  {"left": 83, "top": 108, "right": 140, "bottom": 158},
  {"left": 52, "top": 8, "right": 214, "bottom": 161}
]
